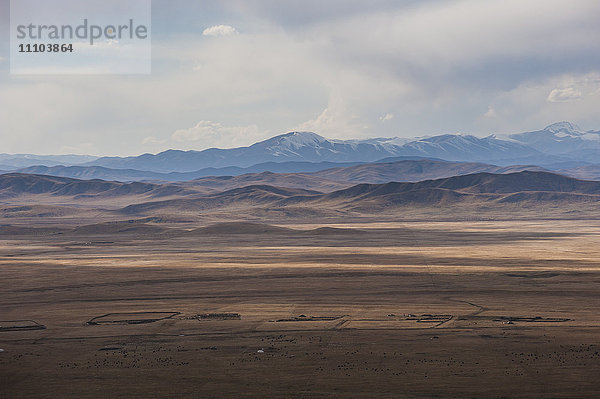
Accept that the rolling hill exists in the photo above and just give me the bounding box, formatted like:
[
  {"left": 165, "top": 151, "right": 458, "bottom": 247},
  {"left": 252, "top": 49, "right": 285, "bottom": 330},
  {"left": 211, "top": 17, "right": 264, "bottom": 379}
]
[
  {"left": 118, "top": 171, "right": 600, "bottom": 216},
  {"left": 3, "top": 160, "right": 551, "bottom": 195},
  {"left": 3, "top": 169, "right": 599, "bottom": 210},
  {"left": 11, "top": 161, "right": 369, "bottom": 182},
  {"left": 1, "top": 170, "right": 598, "bottom": 226},
  {"left": 0, "top": 173, "right": 195, "bottom": 200}
]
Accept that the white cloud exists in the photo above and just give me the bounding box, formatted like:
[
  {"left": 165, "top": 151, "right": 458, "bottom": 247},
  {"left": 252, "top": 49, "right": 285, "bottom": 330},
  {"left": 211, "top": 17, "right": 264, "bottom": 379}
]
[
  {"left": 380, "top": 113, "right": 394, "bottom": 122},
  {"left": 547, "top": 87, "right": 582, "bottom": 103},
  {"left": 172, "top": 120, "right": 267, "bottom": 149},
  {"left": 0, "top": 56, "right": 5, "bottom": 64},
  {"left": 202, "top": 25, "right": 238, "bottom": 37},
  {"left": 484, "top": 106, "right": 497, "bottom": 118}
]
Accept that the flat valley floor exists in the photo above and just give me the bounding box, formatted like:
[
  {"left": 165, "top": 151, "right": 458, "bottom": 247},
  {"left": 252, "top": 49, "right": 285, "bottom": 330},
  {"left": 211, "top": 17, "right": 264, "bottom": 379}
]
[{"left": 1, "top": 219, "right": 600, "bottom": 398}]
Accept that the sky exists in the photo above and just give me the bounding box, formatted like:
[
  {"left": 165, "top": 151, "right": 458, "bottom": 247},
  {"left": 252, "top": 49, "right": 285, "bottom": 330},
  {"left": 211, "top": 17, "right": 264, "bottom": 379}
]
[{"left": 1, "top": 0, "right": 600, "bottom": 156}]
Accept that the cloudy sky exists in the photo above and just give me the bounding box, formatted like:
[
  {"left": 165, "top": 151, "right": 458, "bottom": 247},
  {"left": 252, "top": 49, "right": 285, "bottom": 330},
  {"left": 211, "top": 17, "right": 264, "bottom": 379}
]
[{"left": 1, "top": 0, "right": 600, "bottom": 156}]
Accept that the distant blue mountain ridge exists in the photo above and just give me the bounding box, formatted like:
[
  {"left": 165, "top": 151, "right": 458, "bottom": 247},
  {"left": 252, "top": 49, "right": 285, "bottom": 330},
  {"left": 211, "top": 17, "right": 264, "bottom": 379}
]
[{"left": 1, "top": 122, "right": 599, "bottom": 175}]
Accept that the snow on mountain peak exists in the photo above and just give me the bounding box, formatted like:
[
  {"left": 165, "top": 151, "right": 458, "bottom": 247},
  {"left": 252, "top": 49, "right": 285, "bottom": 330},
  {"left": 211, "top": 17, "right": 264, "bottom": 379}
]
[
  {"left": 255, "top": 131, "right": 328, "bottom": 151},
  {"left": 544, "top": 121, "right": 582, "bottom": 135},
  {"left": 277, "top": 131, "right": 328, "bottom": 147}
]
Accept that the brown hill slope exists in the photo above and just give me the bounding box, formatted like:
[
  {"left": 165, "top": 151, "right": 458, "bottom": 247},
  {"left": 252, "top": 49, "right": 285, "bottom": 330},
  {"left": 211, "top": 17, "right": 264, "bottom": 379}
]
[
  {"left": 186, "top": 171, "right": 348, "bottom": 192},
  {"left": 119, "top": 171, "right": 600, "bottom": 216},
  {"left": 0, "top": 173, "right": 195, "bottom": 199}
]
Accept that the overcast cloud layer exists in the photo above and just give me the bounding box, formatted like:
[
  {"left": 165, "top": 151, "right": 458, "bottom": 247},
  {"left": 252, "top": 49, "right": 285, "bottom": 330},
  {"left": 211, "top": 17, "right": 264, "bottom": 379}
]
[{"left": 1, "top": 0, "right": 599, "bottom": 156}]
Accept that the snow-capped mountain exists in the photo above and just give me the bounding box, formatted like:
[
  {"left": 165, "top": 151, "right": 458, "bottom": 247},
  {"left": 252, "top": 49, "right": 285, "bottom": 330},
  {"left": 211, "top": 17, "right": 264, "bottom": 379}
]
[
  {"left": 83, "top": 131, "right": 544, "bottom": 173},
  {"left": 508, "top": 122, "right": 600, "bottom": 156},
  {"left": 2, "top": 122, "right": 592, "bottom": 174},
  {"left": 84, "top": 131, "right": 419, "bottom": 172},
  {"left": 393, "top": 134, "right": 541, "bottom": 162},
  {"left": 245, "top": 131, "right": 408, "bottom": 162}
]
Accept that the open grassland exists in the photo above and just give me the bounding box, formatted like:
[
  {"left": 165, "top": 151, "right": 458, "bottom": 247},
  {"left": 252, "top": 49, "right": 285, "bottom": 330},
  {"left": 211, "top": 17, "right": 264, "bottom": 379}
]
[{"left": 1, "top": 218, "right": 600, "bottom": 398}]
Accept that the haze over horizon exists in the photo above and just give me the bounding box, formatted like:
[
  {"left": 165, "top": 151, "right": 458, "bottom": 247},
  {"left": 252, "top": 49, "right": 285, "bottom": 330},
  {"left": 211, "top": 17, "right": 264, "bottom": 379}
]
[{"left": 1, "top": 0, "right": 600, "bottom": 156}]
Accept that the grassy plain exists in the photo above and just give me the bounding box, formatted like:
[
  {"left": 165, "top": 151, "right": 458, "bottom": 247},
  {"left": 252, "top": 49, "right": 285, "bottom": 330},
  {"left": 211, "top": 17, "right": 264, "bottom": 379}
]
[{"left": 1, "top": 218, "right": 600, "bottom": 398}]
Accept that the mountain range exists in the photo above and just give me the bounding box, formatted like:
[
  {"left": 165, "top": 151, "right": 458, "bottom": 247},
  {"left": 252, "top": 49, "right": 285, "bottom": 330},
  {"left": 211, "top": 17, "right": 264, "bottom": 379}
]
[
  {"left": 80, "top": 130, "right": 543, "bottom": 173},
  {"left": 1, "top": 122, "right": 599, "bottom": 182},
  {"left": 79, "top": 121, "right": 600, "bottom": 172},
  {"left": 0, "top": 153, "right": 98, "bottom": 169},
  {"left": 507, "top": 122, "right": 600, "bottom": 158}
]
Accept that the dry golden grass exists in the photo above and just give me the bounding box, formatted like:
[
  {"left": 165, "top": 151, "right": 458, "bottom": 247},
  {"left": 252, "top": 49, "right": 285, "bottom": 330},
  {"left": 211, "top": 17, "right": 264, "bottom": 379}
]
[{"left": 1, "top": 218, "right": 600, "bottom": 398}]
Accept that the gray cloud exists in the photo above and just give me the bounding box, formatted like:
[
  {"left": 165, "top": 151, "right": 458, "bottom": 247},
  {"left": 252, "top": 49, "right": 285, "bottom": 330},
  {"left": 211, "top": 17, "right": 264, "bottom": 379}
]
[
  {"left": 225, "top": 0, "right": 430, "bottom": 28},
  {"left": 1, "top": 0, "right": 599, "bottom": 155}
]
